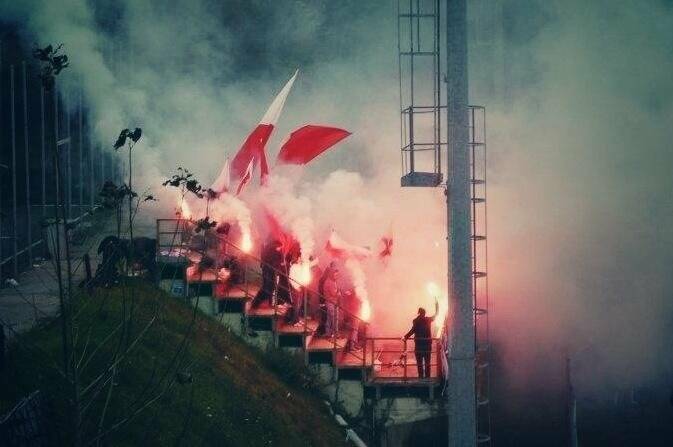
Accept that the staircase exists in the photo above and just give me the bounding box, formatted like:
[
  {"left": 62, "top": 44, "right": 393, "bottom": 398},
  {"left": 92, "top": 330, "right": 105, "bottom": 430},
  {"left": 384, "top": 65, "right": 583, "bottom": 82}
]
[{"left": 154, "top": 218, "right": 446, "bottom": 440}]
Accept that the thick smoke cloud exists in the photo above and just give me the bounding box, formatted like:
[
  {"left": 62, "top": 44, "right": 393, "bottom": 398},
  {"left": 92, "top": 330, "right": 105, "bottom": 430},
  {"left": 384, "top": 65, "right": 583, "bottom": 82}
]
[
  {"left": 482, "top": 0, "right": 673, "bottom": 391},
  {"left": 5, "top": 0, "right": 673, "bottom": 393}
]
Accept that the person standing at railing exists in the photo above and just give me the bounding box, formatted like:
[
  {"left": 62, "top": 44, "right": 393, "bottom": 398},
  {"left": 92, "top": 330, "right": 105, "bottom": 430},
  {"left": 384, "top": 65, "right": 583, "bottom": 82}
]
[
  {"left": 342, "top": 288, "right": 363, "bottom": 352},
  {"left": 321, "top": 263, "right": 341, "bottom": 339},
  {"left": 403, "top": 300, "right": 439, "bottom": 378},
  {"left": 250, "top": 239, "right": 283, "bottom": 309},
  {"left": 277, "top": 242, "right": 300, "bottom": 306}
]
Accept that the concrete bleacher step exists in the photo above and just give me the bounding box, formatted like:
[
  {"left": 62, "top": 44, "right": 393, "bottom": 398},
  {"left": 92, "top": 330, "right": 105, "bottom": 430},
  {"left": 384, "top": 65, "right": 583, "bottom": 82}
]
[
  {"left": 276, "top": 318, "right": 319, "bottom": 335},
  {"left": 246, "top": 303, "right": 289, "bottom": 318},
  {"left": 306, "top": 334, "right": 348, "bottom": 352},
  {"left": 336, "top": 350, "right": 373, "bottom": 370},
  {"left": 186, "top": 267, "right": 222, "bottom": 283}
]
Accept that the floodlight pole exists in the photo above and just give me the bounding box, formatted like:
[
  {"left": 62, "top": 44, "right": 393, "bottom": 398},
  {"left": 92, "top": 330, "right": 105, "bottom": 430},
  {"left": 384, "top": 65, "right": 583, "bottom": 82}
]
[{"left": 446, "top": 0, "right": 476, "bottom": 445}]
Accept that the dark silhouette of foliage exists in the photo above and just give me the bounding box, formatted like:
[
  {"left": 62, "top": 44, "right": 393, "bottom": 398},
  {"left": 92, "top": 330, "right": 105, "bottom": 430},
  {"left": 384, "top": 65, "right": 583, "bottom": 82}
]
[
  {"left": 32, "top": 43, "right": 69, "bottom": 90},
  {"left": 163, "top": 168, "right": 205, "bottom": 198},
  {"left": 113, "top": 128, "right": 143, "bottom": 150},
  {"left": 194, "top": 216, "right": 217, "bottom": 234}
]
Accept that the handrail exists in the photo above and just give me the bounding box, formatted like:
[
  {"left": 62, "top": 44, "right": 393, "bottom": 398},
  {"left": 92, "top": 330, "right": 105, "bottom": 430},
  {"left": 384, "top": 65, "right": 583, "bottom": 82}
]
[
  {"left": 157, "top": 218, "right": 369, "bottom": 363},
  {"left": 366, "top": 337, "right": 442, "bottom": 381},
  {"left": 157, "top": 218, "right": 448, "bottom": 383}
]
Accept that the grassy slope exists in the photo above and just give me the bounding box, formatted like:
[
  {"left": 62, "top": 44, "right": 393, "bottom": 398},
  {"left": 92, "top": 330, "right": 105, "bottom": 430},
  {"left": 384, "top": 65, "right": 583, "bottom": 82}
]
[{"left": 0, "top": 282, "right": 346, "bottom": 446}]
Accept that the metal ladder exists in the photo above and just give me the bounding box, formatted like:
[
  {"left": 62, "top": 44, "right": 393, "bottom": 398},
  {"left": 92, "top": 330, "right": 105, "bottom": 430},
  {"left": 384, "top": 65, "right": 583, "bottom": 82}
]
[{"left": 469, "top": 105, "right": 492, "bottom": 445}]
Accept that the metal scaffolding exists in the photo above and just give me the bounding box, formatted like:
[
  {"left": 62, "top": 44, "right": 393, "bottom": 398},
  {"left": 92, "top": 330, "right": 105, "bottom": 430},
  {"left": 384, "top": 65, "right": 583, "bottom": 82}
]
[
  {"left": 398, "top": 0, "right": 445, "bottom": 187},
  {"left": 0, "top": 40, "right": 121, "bottom": 285}
]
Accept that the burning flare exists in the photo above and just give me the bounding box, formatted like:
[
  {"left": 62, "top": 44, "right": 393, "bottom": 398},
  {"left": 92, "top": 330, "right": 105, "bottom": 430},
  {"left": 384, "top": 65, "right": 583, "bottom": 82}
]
[
  {"left": 241, "top": 231, "right": 253, "bottom": 253},
  {"left": 426, "top": 281, "right": 448, "bottom": 337},
  {"left": 360, "top": 299, "right": 372, "bottom": 322},
  {"left": 289, "top": 260, "right": 312, "bottom": 289}
]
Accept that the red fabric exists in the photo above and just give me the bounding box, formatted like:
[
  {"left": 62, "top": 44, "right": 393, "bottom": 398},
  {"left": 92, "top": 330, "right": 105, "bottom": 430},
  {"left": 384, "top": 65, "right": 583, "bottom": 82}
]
[
  {"left": 277, "top": 125, "right": 351, "bottom": 165},
  {"left": 324, "top": 237, "right": 347, "bottom": 259},
  {"left": 230, "top": 124, "right": 274, "bottom": 182}
]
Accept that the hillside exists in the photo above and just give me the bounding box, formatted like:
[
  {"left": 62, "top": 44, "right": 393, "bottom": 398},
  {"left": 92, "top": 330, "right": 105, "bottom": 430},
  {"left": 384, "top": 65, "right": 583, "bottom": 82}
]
[{"left": 0, "top": 281, "right": 347, "bottom": 446}]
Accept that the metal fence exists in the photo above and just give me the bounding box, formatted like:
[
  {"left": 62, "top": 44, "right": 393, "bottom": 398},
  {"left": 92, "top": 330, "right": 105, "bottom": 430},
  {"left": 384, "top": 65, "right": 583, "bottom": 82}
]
[{"left": 0, "top": 41, "right": 122, "bottom": 284}]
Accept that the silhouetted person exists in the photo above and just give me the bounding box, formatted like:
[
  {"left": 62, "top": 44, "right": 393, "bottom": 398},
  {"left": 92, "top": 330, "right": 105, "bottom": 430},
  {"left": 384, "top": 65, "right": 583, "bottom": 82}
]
[
  {"left": 322, "top": 266, "right": 341, "bottom": 338},
  {"left": 316, "top": 262, "right": 338, "bottom": 336},
  {"left": 277, "top": 243, "right": 299, "bottom": 306},
  {"left": 251, "top": 240, "right": 283, "bottom": 309},
  {"left": 403, "top": 300, "right": 438, "bottom": 378}
]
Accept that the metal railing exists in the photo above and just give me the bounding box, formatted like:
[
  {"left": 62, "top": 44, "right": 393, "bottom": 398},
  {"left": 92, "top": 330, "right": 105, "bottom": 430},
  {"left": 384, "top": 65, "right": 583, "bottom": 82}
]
[
  {"left": 0, "top": 50, "right": 121, "bottom": 284},
  {"left": 156, "top": 218, "right": 370, "bottom": 365},
  {"left": 157, "top": 219, "right": 448, "bottom": 384},
  {"left": 365, "top": 337, "right": 442, "bottom": 382}
]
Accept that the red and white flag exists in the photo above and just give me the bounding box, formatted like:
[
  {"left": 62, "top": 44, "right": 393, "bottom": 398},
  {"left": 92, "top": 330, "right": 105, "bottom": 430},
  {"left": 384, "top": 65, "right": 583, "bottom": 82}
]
[
  {"left": 210, "top": 156, "right": 230, "bottom": 194},
  {"left": 277, "top": 125, "right": 351, "bottom": 166},
  {"left": 325, "top": 231, "right": 372, "bottom": 261},
  {"left": 229, "top": 70, "right": 299, "bottom": 186},
  {"left": 235, "top": 158, "right": 254, "bottom": 196}
]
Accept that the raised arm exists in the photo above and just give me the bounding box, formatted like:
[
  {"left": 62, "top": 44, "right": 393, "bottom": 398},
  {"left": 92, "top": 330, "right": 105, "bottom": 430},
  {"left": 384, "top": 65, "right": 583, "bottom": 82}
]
[{"left": 429, "top": 299, "right": 439, "bottom": 321}]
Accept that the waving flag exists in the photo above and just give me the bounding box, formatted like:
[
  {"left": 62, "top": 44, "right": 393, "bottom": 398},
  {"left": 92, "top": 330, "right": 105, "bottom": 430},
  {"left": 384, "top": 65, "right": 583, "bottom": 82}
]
[
  {"left": 277, "top": 125, "right": 351, "bottom": 165},
  {"left": 235, "top": 158, "right": 254, "bottom": 196},
  {"left": 230, "top": 70, "right": 298, "bottom": 185},
  {"left": 325, "top": 231, "right": 372, "bottom": 261},
  {"left": 210, "top": 157, "right": 230, "bottom": 194}
]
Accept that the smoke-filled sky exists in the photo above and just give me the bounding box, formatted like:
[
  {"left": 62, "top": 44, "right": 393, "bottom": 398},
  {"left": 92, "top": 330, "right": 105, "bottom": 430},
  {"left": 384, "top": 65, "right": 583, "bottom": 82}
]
[{"left": 4, "top": 0, "right": 673, "bottom": 392}]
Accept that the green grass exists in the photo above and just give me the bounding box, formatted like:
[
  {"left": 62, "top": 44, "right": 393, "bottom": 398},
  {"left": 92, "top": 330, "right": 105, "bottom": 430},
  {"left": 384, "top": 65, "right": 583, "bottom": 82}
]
[{"left": 0, "top": 281, "right": 346, "bottom": 446}]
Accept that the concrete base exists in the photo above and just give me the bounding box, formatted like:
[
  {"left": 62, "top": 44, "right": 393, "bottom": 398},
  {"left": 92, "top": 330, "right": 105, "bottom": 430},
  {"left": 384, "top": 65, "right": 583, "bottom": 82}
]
[{"left": 377, "top": 415, "right": 446, "bottom": 447}]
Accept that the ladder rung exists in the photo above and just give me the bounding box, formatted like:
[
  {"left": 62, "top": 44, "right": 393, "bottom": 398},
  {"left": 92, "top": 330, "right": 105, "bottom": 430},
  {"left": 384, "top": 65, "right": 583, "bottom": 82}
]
[
  {"left": 474, "top": 307, "right": 488, "bottom": 315},
  {"left": 471, "top": 179, "right": 485, "bottom": 185},
  {"left": 472, "top": 235, "right": 486, "bottom": 241},
  {"left": 400, "top": 51, "right": 437, "bottom": 56},
  {"left": 477, "top": 433, "right": 491, "bottom": 444},
  {"left": 472, "top": 198, "right": 485, "bottom": 203},
  {"left": 477, "top": 397, "right": 490, "bottom": 406},
  {"left": 473, "top": 271, "right": 487, "bottom": 278},
  {"left": 399, "top": 13, "right": 436, "bottom": 18}
]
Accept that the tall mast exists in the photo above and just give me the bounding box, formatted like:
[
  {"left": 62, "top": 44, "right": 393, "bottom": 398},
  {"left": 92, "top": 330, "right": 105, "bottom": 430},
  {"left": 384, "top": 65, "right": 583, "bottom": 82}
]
[{"left": 446, "top": 0, "right": 477, "bottom": 445}]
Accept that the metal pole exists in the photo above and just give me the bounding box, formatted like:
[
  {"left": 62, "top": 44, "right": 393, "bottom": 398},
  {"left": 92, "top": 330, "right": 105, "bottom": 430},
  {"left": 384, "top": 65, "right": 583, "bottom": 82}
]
[
  {"left": 89, "top": 110, "right": 94, "bottom": 208},
  {"left": 0, "top": 41, "right": 4, "bottom": 284},
  {"left": 11, "top": 65, "right": 18, "bottom": 278},
  {"left": 101, "top": 142, "right": 105, "bottom": 183},
  {"left": 41, "top": 83, "right": 46, "bottom": 219},
  {"left": 446, "top": 0, "right": 476, "bottom": 446},
  {"left": 54, "top": 82, "right": 59, "bottom": 220},
  {"left": 78, "top": 83, "right": 83, "bottom": 211},
  {"left": 65, "top": 90, "right": 71, "bottom": 220},
  {"left": 22, "top": 62, "right": 32, "bottom": 265}
]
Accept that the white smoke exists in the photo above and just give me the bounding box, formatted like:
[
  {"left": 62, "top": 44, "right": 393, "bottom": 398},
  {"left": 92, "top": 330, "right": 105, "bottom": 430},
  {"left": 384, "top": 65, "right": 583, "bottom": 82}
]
[{"left": 7, "top": 0, "right": 673, "bottom": 394}]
